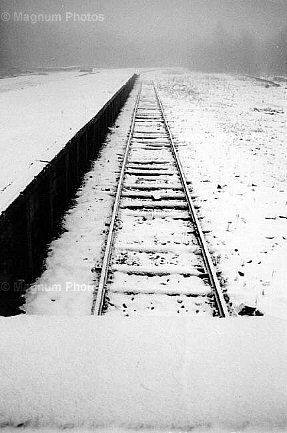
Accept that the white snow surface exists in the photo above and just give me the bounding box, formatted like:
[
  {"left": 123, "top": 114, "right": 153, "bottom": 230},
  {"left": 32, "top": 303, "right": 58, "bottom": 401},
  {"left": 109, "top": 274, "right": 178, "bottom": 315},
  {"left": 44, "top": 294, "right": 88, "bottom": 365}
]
[
  {"left": 3, "top": 71, "right": 287, "bottom": 431},
  {"left": 0, "top": 315, "right": 287, "bottom": 432},
  {"left": 0, "top": 69, "right": 135, "bottom": 215},
  {"left": 148, "top": 70, "right": 287, "bottom": 319}
]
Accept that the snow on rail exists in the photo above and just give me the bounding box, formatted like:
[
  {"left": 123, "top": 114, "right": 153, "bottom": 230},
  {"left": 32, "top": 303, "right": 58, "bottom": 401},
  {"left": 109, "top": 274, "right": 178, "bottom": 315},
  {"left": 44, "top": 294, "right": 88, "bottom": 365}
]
[{"left": 0, "top": 69, "right": 135, "bottom": 215}]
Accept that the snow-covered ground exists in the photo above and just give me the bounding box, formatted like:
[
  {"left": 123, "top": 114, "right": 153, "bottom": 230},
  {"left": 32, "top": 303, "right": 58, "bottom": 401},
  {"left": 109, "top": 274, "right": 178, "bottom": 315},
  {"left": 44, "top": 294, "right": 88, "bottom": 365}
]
[
  {"left": 0, "top": 68, "right": 135, "bottom": 215},
  {"left": 3, "top": 69, "right": 287, "bottom": 431},
  {"left": 0, "top": 315, "right": 287, "bottom": 432},
  {"left": 148, "top": 70, "right": 287, "bottom": 319}
]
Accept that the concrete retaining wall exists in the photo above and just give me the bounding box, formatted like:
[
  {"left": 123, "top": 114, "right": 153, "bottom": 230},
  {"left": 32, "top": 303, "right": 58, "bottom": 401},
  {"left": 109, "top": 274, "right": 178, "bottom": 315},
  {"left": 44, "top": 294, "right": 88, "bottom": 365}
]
[{"left": 0, "top": 74, "right": 137, "bottom": 316}]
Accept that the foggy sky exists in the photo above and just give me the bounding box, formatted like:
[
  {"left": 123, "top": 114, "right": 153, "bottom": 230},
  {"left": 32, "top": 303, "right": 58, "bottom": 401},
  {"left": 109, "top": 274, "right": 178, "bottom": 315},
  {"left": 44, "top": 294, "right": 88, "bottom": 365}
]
[{"left": 1, "top": 0, "right": 287, "bottom": 70}]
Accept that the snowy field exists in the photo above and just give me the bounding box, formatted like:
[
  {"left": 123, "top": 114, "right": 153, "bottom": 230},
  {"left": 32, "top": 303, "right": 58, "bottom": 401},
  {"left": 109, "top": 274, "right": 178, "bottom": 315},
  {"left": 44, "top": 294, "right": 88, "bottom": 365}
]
[
  {"left": 2, "top": 69, "right": 287, "bottom": 431},
  {"left": 151, "top": 69, "right": 287, "bottom": 319},
  {"left": 0, "top": 68, "right": 135, "bottom": 215}
]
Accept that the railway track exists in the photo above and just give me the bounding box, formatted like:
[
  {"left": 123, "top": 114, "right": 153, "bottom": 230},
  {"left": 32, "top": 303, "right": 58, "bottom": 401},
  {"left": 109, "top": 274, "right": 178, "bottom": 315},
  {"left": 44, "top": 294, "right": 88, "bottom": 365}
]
[{"left": 91, "top": 80, "right": 230, "bottom": 317}]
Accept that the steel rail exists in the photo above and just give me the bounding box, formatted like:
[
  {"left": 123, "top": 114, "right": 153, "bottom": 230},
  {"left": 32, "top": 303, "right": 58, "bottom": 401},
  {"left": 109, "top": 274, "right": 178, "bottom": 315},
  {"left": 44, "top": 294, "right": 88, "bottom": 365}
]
[
  {"left": 91, "top": 82, "right": 142, "bottom": 315},
  {"left": 153, "top": 81, "right": 229, "bottom": 317}
]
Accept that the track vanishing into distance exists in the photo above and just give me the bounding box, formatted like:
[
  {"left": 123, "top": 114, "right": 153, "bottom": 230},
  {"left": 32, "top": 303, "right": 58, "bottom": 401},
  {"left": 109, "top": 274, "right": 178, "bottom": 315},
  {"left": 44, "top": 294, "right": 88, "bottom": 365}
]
[{"left": 92, "top": 80, "right": 230, "bottom": 318}]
